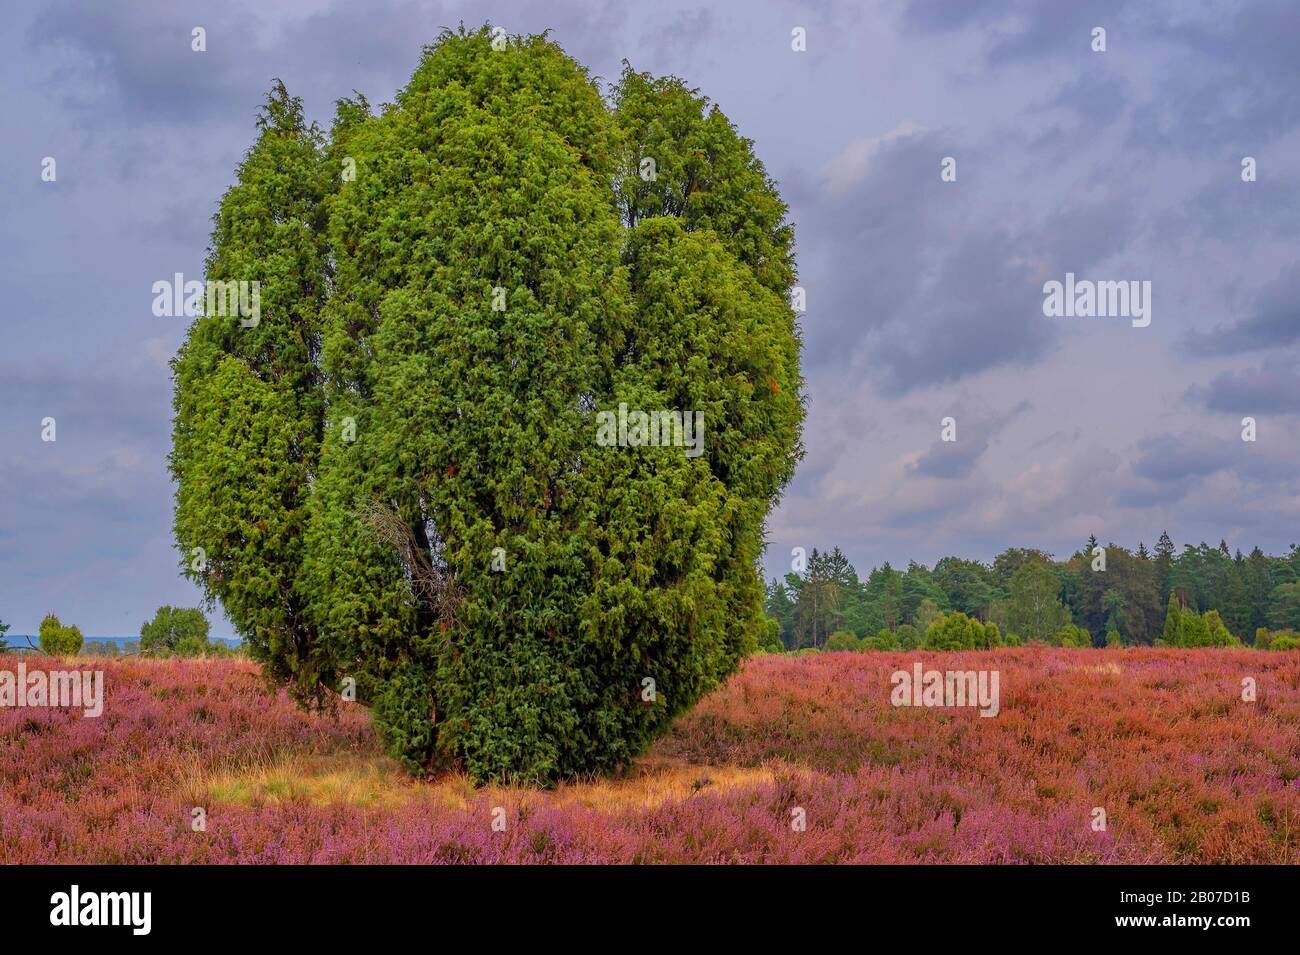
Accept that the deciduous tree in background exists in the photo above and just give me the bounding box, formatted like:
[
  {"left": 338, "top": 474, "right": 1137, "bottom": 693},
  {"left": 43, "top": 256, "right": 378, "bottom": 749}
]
[
  {"left": 140, "top": 606, "right": 213, "bottom": 656},
  {"left": 1003, "top": 557, "right": 1071, "bottom": 643}
]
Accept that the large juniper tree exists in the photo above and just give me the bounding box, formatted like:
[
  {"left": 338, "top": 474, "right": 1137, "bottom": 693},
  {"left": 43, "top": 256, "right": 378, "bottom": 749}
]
[{"left": 171, "top": 27, "right": 804, "bottom": 784}]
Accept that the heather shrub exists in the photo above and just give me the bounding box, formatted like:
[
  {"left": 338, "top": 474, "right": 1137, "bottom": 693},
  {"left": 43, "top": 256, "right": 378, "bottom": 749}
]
[
  {"left": 4, "top": 651, "right": 1299, "bottom": 863},
  {"left": 170, "top": 28, "right": 803, "bottom": 784}
]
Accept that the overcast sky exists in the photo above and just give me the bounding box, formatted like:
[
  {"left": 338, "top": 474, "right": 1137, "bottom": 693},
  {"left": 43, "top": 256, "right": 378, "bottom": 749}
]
[{"left": 3, "top": 0, "right": 1299, "bottom": 635}]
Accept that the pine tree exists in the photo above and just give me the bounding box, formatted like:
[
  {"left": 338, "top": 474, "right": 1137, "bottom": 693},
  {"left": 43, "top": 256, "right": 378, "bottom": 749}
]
[{"left": 1155, "top": 531, "right": 1175, "bottom": 600}]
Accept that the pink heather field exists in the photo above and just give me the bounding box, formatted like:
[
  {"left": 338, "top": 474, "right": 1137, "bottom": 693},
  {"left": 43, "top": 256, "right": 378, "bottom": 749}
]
[{"left": 1, "top": 648, "right": 1297, "bottom": 864}]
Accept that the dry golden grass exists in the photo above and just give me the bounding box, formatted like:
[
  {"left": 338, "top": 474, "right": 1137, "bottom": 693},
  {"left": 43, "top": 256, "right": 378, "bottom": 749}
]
[
  {"left": 192, "top": 751, "right": 783, "bottom": 814},
  {"left": 1073, "top": 661, "right": 1124, "bottom": 675},
  {"left": 201, "top": 754, "right": 420, "bottom": 809}
]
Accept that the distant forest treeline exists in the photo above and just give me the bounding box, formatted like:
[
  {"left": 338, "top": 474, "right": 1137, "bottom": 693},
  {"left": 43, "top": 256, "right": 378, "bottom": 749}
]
[{"left": 765, "top": 533, "right": 1300, "bottom": 650}]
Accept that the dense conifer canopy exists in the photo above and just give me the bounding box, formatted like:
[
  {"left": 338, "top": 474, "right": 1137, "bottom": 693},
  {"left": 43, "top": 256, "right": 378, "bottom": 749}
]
[{"left": 171, "top": 26, "right": 804, "bottom": 784}]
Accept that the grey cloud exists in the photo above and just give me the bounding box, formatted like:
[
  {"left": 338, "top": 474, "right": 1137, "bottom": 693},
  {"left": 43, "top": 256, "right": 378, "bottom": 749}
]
[
  {"left": 1130, "top": 432, "right": 1234, "bottom": 483},
  {"left": 1186, "top": 263, "right": 1300, "bottom": 356},
  {"left": 1112, "top": 475, "right": 1197, "bottom": 509},
  {"left": 31, "top": 0, "right": 268, "bottom": 124},
  {"left": 0, "top": 359, "right": 173, "bottom": 445},
  {"left": 1149, "top": 1, "right": 1300, "bottom": 150},
  {"left": 910, "top": 432, "right": 989, "bottom": 480},
  {"left": 869, "top": 229, "right": 1060, "bottom": 395},
  {"left": 1036, "top": 71, "right": 1131, "bottom": 127},
  {"left": 1161, "top": 173, "right": 1300, "bottom": 244},
  {"left": 902, "top": 0, "right": 1130, "bottom": 64},
  {"left": 1188, "top": 353, "right": 1300, "bottom": 415},
  {"left": 802, "top": 130, "right": 1068, "bottom": 393}
]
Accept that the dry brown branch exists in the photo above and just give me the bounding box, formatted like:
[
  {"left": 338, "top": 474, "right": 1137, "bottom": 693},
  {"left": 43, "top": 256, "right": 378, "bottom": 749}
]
[{"left": 357, "top": 495, "right": 464, "bottom": 634}]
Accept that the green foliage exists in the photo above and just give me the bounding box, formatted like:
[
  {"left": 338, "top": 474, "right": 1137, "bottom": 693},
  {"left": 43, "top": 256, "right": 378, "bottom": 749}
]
[
  {"left": 611, "top": 65, "right": 794, "bottom": 295},
  {"left": 933, "top": 557, "right": 997, "bottom": 618},
  {"left": 1253, "top": 628, "right": 1297, "bottom": 650},
  {"left": 780, "top": 548, "right": 858, "bottom": 647},
  {"left": 755, "top": 616, "right": 784, "bottom": 653},
  {"left": 862, "top": 629, "right": 900, "bottom": 651},
  {"left": 1105, "top": 629, "right": 1122, "bottom": 648},
  {"left": 1180, "top": 608, "right": 1211, "bottom": 647},
  {"left": 1004, "top": 557, "right": 1071, "bottom": 642},
  {"left": 371, "top": 663, "right": 446, "bottom": 775},
  {"left": 171, "top": 77, "right": 330, "bottom": 698},
  {"left": 1268, "top": 581, "right": 1300, "bottom": 631},
  {"left": 1054, "top": 623, "right": 1092, "bottom": 648},
  {"left": 173, "top": 28, "right": 803, "bottom": 785},
  {"left": 900, "top": 562, "right": 946, "bottom": 626},
  {"left": 81, "top": 640, "right": 121, "bottom": 658},
  {"left": 923, "top": 612, "right": 999, "bottom": 650},
  {"left": 1066, "top": 544, "right": 1162, "bottom": 643},
  {"left": 824, "top": 630, "right": 862, "bottom": 652},
  {"left": 1202, "top": 610, "right": 1239, "bottom": 647},
  {"left": 0, "top": 617, "right": 8, "bottom": 653},
  {"left": 895, "top": 623, "right": 920, "bottom": 651},
  {"left": 38, "top": 614, "right": 83, "bottom": 656},
  {"left": 141, "top": 606, "right": 214, "bottom": 656},
  {"left": 773, "top": 536, "right": 1290, "bottom": 655},
  {"left": 912, "top": 598, "right": 943, "bottom": 637},
  {"left": 1162, "top": 594, "right": 1184, "bottom": 647}
]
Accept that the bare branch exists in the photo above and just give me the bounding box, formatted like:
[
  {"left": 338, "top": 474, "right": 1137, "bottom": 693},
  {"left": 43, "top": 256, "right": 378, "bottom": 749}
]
[{"left": 357, "top": 494, "right": 464, "bottom": 634}]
